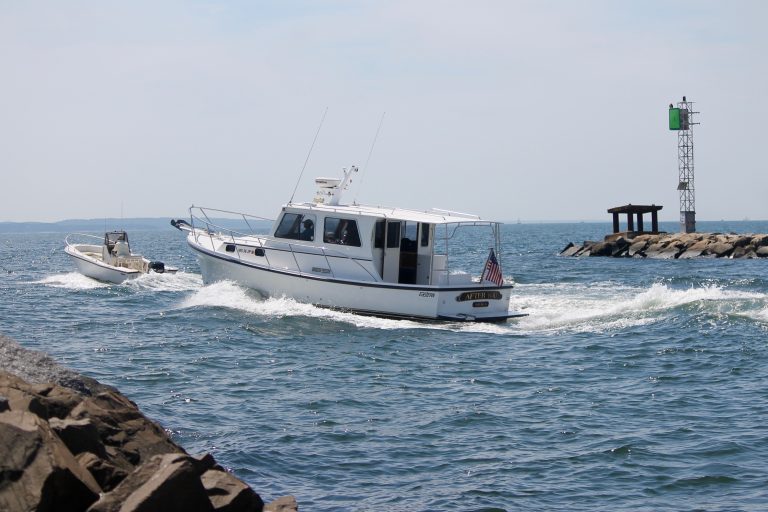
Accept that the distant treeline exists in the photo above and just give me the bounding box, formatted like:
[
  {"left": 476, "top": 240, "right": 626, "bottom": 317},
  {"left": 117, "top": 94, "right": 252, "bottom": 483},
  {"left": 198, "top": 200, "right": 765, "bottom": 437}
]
[{"left": 0, "top": 217, "right": 272, "bottom": 234}]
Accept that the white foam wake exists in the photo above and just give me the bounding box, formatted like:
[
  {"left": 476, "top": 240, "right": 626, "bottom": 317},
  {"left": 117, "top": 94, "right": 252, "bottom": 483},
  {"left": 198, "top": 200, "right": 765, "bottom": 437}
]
[
  {"left": 737, "top": 306, "right": 768, "bottom": 324},
  {"left": 512, "top": 282, "right": 766, "bottom": 334},
  {"left": 178, "top": 281, "right": 434, "bottom": 330},
  {"left": 126, "top": 271, "right": 203, "bottom": 292},
  {"left": 34, "top": 272, "right": 110, "bottom": 290},
  {"left": 35, "top": 271, "right": 203, "bottom": 292},
  {"left": 177, "top": 280, "right": 768, "bottom": 334}
]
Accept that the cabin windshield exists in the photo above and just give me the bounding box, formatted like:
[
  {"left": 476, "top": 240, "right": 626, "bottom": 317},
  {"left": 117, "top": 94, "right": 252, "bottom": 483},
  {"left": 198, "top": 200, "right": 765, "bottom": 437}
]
[
  {"left": 104, "top": 231, "right": 129, "bottom": 255},
  {"left": 105, "top": 232, "right": 128, "bottom": 248},
  {"left": 274, "top": 212, "right": 316, "bottom": 241},
  {"left": 105, "top": 232, "right": 128, "bottom": 245}
]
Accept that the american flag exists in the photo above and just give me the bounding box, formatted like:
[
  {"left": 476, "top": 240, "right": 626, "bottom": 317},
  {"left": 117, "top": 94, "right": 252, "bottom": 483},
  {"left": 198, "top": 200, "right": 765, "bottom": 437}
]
[{"left": 482, "top": 249, "right": 503, "bottom": 286}]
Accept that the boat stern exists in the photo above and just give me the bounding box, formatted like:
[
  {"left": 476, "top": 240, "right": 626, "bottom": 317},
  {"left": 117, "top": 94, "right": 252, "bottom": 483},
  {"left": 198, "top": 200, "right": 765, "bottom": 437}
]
[{"left": 435, "top": 286, "right": 524, "bottom": 322}]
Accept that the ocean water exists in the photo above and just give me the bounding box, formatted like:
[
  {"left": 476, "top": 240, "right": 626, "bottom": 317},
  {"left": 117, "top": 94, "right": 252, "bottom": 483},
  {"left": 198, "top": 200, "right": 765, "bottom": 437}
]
[{"left": 1, "top": 221, "right": 768, "bottom": 511}]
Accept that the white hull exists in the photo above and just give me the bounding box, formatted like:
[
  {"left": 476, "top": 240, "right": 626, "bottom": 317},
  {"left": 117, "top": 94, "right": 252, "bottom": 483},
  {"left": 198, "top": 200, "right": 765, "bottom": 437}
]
[
  {"left": 65, "top": 245, "right": 142, "bottom": 284},
  {"left": 188, "top": 234, "right": 519, "bottom": 322}
]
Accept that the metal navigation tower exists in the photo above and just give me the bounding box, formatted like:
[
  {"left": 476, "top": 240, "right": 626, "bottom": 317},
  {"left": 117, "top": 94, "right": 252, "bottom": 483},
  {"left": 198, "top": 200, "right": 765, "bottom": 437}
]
[{"left": 668, "top": 96, "right": 700, "bottom": 233}]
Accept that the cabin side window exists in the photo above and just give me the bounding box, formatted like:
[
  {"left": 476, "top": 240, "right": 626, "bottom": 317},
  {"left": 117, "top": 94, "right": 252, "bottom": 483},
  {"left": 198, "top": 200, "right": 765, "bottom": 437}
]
[
  {"left": 402, "top": 222, "right": 417, "bottom": 251},
  {"left": 386, "top": 222, "right": 401, "bottom": 248},
  {"left": 323, "top": 217, "right": 361, "bottom": 247},
  {"left": 275, "top": 212, "right": 316, "bottom": 241},
  {"left": 420, "top": 223, "right": 430, "bottom": 247},
  {"left": 374, "top": 220, "right": 385, "bottom": 249}
]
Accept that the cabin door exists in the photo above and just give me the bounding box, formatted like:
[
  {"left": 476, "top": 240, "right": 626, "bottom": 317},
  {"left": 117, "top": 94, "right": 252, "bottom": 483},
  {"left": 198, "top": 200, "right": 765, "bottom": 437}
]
[
  {"left": 398, "top": 221, "right": 418, "bottom": 284},
  {"left": 382, "top": 220, "right": 401, "bottom": 283},
  {"left": 416, "top": 222, "right": 432, "bottom": 284}
]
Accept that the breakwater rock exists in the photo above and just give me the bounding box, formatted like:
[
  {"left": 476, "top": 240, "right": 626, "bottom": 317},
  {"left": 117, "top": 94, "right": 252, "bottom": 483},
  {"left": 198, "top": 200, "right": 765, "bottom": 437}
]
[
  {"left": 0, "top": 334, "right": 297, "bottom": 512},
  {"left": 561, "top": 232, "right": 768, "bottom": 259}
]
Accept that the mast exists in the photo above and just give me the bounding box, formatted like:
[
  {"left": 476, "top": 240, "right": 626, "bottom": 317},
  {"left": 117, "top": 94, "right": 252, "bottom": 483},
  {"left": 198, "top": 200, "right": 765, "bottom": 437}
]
[{"left": 669, "top": 96, "right": 700, "bottom": 233}]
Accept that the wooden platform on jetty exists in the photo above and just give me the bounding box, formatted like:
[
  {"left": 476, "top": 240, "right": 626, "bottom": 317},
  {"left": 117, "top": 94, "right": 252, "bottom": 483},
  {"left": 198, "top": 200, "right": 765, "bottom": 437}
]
[{"left": 561, "top": 232, "right": 768, "bottom": 259}]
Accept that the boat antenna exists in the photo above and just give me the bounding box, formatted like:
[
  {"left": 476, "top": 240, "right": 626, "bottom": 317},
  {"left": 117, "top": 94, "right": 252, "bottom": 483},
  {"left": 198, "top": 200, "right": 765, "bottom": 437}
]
[
  {"left": 353, "top": 111, "right": 385, "bottom": 205},
  {"left": 289, "top": 107, "right": 328, "bottom": 204}
]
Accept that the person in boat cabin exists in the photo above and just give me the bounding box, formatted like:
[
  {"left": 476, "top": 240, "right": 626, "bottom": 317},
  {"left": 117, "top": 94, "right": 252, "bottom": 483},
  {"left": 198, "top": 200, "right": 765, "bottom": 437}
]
[
  {"left": 341, "top": 220, "right": 361, "bottom": 246},
  {"left": 326, "top": 218, "right": 360, "bottom": 246},
  {"left": 338, "top": 219, "right": 350, "bottom": 244},
  {"left": 300, "top": 219, "right": 314, "bottom": 241}
]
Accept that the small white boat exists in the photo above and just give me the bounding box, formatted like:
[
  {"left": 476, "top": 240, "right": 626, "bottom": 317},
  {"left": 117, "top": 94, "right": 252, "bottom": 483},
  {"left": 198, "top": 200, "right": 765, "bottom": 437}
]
[
  {"left": 172, "top": 166, "right": 526, "bottom": 322},
  {"left": 64, "top": 231, "right": 178, "bottom": 284}
]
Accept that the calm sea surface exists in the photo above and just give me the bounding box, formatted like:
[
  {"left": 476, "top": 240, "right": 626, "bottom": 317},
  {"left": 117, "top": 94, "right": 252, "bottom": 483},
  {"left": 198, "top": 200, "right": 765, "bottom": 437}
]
[{"left": 2, "top": 221, "right": 768, "bottom": 511}]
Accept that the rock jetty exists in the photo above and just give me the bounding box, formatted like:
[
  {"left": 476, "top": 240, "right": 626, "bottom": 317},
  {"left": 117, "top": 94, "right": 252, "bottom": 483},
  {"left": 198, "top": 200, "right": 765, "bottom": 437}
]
[
  {"left": 0, "top": 334, "right": 297, "bottom": 512},
  {"left": 561, "top": 232, "right": 768, "bottom": 259}
]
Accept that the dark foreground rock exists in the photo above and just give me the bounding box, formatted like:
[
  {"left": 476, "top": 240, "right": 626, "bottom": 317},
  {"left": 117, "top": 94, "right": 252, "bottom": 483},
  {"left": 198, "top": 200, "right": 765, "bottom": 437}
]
[
  {"left": 561, "top": 232, "right": 768, "bottom": 259},
  {"left": 0, "top": 334, "right": 297, "bottom": 512}
]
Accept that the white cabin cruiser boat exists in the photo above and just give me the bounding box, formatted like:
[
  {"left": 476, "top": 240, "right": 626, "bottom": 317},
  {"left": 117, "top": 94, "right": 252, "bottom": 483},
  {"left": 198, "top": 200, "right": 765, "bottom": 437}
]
[
  {"left": 64, "top": 231, "right": 178, "bottom": 284},
  {"left": 172, "top": 167, "right": 525, "bottom": 322}
]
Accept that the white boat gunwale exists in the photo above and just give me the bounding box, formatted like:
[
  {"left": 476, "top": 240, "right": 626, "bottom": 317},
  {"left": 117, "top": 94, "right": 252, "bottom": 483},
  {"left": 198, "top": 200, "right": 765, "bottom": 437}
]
[{"left": 219, "top": 241, "right": 378, "bottom": 271}]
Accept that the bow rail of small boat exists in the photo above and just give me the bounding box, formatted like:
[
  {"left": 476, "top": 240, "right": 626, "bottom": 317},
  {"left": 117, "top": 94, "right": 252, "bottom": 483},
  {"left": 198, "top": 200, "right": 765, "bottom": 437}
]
[{"left": 64, "top": 232, "right": 105, "bottom": 246}]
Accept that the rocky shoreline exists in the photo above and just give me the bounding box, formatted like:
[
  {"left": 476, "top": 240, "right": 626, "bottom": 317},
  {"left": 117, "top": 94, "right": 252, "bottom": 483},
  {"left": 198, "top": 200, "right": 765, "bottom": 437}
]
[
  {"left": 0, "top": 334, "right": 296, "bottom": 512},
  {"left": 561, "top": 232, "right": 768, "bottom": 259}
]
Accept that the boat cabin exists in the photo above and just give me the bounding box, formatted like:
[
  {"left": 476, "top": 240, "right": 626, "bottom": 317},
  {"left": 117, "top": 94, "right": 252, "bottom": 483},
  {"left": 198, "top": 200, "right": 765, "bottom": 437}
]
[
  {"left": 101, "top": 231, "right": 133, "bottom": 261},
  {"left": 267, "top": 199, "right": 495, "bottom": 288}
]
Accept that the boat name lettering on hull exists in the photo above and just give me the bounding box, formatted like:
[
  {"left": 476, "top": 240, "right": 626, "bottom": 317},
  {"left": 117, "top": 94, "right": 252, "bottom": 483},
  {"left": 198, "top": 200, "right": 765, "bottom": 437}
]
[
  {"left": 456, "top": 291, "right": 502, "bottom": 302},
  {"left": 419, "top": 291, "right": 435, "bottom": 298}
]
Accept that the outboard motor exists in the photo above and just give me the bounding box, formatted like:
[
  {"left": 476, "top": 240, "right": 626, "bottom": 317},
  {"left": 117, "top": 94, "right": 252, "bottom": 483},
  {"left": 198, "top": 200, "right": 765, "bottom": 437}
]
[{"left": 148, "top": 261, "right": 166, "bottom": 274}]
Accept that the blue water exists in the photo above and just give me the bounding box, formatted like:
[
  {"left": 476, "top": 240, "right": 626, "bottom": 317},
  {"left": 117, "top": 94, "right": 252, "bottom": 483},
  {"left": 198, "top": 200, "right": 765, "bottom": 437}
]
[{"left": 2, "top": 221, "right": 768, "bottom": 511}]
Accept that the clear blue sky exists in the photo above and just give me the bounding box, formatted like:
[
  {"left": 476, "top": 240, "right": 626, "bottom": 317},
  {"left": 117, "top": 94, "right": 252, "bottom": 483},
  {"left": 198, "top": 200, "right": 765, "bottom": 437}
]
[{"left": 1, "top": 1, "right": 766, "bottom": 222}]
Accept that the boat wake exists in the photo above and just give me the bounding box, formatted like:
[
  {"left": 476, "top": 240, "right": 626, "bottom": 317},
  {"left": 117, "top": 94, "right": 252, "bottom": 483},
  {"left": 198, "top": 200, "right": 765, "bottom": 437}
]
[
  {"left": 125, "top": 271, "right": 203, "bottom": 292},
  {"left": 176, "top": 280, "right": 768, "bottom": 334},
  {"left": 736, "top": 305, "right": 768, "bottom": 324},
  {"left": 513, "top": 282, "right": 766, "bottom": 334},
  {"left": 35, "top": 271, "right": 203, "bottom": 292},
  {"left": 34, "top": 272, "right": 110, "bottom": 290},
  {"left": 179, "top": 281, "right": 437, "bottom": 330}
]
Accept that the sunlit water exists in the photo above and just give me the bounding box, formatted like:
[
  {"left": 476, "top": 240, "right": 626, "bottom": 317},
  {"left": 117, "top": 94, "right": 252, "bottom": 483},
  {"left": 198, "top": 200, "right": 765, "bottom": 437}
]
[{"left": 1, "top": 221, "right": 768, "bottom": 511}]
